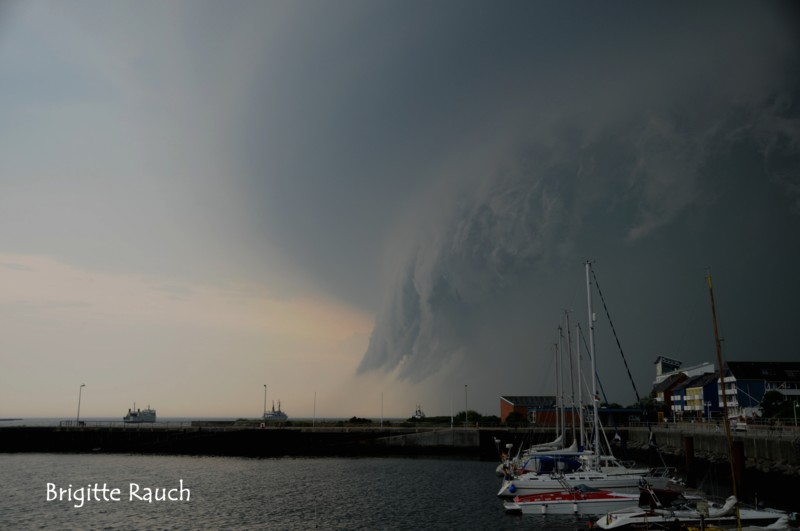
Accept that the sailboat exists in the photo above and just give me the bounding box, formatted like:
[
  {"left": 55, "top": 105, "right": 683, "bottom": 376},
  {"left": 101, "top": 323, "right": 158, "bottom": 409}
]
[
  {"left": 497, "top": 263, "right": 676, "bottom": 497},
  {"left": 503, "top": 480, "right": 641, "bottom": 515},
  {"left": 594, "top": 273, "right": 792, "bottom": 530}
]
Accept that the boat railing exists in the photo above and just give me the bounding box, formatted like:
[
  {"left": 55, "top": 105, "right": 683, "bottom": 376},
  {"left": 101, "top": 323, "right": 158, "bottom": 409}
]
[
  {"left": 647, "top": 466, "right": 677, "bottom": 478},
  {"left": 629, "top": 420, "right": 800, "bottom": 439}
]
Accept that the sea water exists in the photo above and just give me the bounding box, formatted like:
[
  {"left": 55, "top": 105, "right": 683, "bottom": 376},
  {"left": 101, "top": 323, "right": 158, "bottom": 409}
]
[{"left": 0, "top": 454, "right": 595, "bottom": 530}]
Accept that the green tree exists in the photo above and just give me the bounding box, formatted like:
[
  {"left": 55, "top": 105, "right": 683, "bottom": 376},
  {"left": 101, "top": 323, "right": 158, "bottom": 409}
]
[
  {"left": 761, "top": 390, "right": 785, "bottom": 418},
  {"left": 504, "top": 411, "right": 528, "bottom": 427},
  {"left": 454, "top": 410, "right": 483, "bottom": 424}
]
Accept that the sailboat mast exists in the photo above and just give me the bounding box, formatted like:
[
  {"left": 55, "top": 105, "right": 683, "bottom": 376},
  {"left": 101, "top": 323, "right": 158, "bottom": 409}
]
[
  {"left": 558, "top": 326, "right": 566, "bottom": 449},
  {"left": 585, "top": 261, "right": 600, "bottom": 469},
  {"left": 554, "top": 340, "right": 562, "bottom": 448},
  {"left": 565, "top": 311, "right": 577, "bottom": 446},
  {"left": 707, "top": 273, "right": 739, "bottom": 505},
  {"left": 576, "top": 322, "right": 585, "bottom": 451}
]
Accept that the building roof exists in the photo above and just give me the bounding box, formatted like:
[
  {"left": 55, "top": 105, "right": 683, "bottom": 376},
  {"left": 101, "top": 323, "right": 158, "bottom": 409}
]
[
  {"left": 726, "top": 362, "right": 800, "bottom": 382},
  {"left": 682, "top": 372, "right": 719, "bottom": 390},
  {"left": 500, "top": 396, "right": 556, "bottom": 408},
  {"left": 652, "top": 373, "right": 687, "bottom": 393},
  {"left": 654, "top": 355, "right": 682, "bottom": 366}
]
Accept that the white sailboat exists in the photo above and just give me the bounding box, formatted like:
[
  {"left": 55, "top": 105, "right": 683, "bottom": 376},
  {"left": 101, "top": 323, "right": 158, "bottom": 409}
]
[
  {"left": 498, "top": 262, "right": 676, "bottom": 497},
  {"left": 503, "top": 481, "right": 641, "bottom": 516}
]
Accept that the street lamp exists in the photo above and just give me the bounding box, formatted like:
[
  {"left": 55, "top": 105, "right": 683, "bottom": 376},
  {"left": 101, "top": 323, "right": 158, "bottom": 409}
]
[
  {"left": 794, "top": 402, "right": 798, "bottom": 428},
  {"left": 76, "top": 384, "right": 85, "bottom": 425},
  {"left": 263, "top": 384, "right": 267, "bottom": 417},
  {"left": 705, "top": 401, "right": 711, "bottom": 421},
  {"left": 464, "top": 384, "right": 468, "bottom": 430}
]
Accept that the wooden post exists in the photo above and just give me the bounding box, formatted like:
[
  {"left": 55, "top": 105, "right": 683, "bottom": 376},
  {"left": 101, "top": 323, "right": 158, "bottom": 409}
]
[
  {"left": 732, "top": 439, "right": 745, "bottom": 500},
  {"left": 683, "top": 435, "right": 696, "bottom": 488}
]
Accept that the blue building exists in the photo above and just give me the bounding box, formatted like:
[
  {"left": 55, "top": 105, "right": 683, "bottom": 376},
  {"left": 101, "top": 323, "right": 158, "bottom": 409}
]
[
  {"left": 723, "top": 361, "right": 800, "bottom": 419},
  {"left": 670, "top": 372, "right": 720, "bottom": 420}
]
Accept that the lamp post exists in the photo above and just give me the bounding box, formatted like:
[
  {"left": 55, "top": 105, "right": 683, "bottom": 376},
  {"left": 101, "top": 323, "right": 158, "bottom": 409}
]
[
  {"left": 794, "top": 402, "right": 798, "bottom": 428},
  {"left": 76, "top": 384, "right": 85, "bottom": 425},
  {"left": 464, "top": 384, "right": 468, "bottom": 430},
  {"left": 705, "top": 401, "right": 711, "bottom": 421},
  {"left": 263, "top": 385, "right": 267, "bottom": 417}
]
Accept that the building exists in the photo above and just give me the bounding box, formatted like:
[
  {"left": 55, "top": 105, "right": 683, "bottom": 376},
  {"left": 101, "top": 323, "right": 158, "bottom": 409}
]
[
  {"left": 653, "top": 359, "right": 800, "bottom": 421},
  {"left": 654, "top": 356, "right": 682, "bottom": 383},
  {"left": 721, "top": 361, "right": 800, "bottom": 419},
  {"left": 653, "top": 372, "right": 687, "bottom": 417},
  {"left": 670, "top": 372, "right": 720, "bottom": 420},
  {"left": 652, "top": 357, "right": 715, "bottom": 421},
  {"left": 499, "top": 396, "right": 555, "bottom": 423},
  {"left": 499, "top": 395, "right": 641, "bottom": 427}
]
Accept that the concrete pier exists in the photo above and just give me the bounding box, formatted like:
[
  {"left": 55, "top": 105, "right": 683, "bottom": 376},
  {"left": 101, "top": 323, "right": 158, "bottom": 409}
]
[
  {"left": 3, "top": 423, "right": 799, "bottom": 475},
  {"left": 0, "top": 426, "right": 487, "bottom": 459},
  {"left": 624, "top": 425, "right": 800, "bottom": 471}
]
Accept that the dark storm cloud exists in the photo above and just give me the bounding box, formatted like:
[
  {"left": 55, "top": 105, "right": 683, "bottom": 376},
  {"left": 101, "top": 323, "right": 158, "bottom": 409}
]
[{"left": 356, "top": 2, "right": 800, "bottom": 397}]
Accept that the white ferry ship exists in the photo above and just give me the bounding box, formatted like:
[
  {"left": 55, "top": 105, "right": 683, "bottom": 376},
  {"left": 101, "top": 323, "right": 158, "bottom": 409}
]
[
  {"left": 123, "top": 404, "right": 157, "bottom": 423},
  {"left": 263, "top": 400, "right": 288, "bottom": 422}
]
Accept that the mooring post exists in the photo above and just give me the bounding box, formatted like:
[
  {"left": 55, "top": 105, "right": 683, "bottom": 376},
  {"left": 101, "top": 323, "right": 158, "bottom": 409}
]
[
  {"left": 732, "top": 439, "right": 745, "bottom": 499},
  {"left": 683, "top": 435, "right": 696, "bottom": 488}
]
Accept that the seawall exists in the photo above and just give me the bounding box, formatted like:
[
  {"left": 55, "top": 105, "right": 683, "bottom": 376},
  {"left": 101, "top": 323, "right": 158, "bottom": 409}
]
[
  {"left": 3, "top": 424, "right": 799, "bottom": 472},
  {"left": 0, "top": 426, "right": 492, "bottom": 459},
  {"left": 620, "top": 426, "right": 800, "bottom": 508},
  {"left": 624, "top": 426, "right": 800, "bottom": 473}
]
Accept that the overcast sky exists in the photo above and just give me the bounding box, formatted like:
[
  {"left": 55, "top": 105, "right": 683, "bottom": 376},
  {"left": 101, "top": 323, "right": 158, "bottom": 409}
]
[{"left": 1, "top": 1, "right": 798, "bottom": 419}]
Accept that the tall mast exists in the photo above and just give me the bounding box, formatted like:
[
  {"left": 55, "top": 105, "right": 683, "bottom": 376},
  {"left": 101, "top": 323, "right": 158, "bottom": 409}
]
[
  {"left": 585, "top": 261, "right": 600, "bottom": 468},
  {"left": 554, "top": 339, "right": 563, "bottom": 447},
  {"left": 576, "top": 322, "right": 585, "bottom": 451},
  {"left": 707, "top": 273, "right": 741, "bottom": 529},
  {"left": 558, "top": 326, "right": 566, "bottom": 448},
  {"left": 565, "top": 311, "right": 577, "bottom": 446}
]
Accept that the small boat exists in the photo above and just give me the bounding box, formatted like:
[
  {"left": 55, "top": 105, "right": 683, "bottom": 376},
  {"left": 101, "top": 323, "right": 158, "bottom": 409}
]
[
  {"left": 263, "top": 400, "right": 288, "bottom": 422},
  {"left": 123, "top": 404, "right": 156, "bottom": 423},
  {"left": 595, "top": 493, "right": 791, "bottom": 529},
  {"left": 503, "top": 484, "right": 640, "bottom": 515},
  {"left": 497, "top": 466, "right": 675, "bottom": 498}
]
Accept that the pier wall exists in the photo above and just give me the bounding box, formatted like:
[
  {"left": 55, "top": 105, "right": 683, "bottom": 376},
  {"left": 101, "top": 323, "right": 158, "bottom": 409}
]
[
  {"left": 372, "top": 428, "right": 478, "bottom": 447},
  {"left": 0, "top": 426, "right": 488, "bottom": 459},
  {"left": 624, "top": 427, "right": 800, "bottom": 473},
  {"left": 3, "top": 425, "right": 799, "bottom": 473}
]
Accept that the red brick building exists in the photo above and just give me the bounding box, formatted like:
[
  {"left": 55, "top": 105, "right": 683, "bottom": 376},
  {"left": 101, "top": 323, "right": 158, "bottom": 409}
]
[{"left": 500, "top": 395, "right": 556, "bottom": 423}]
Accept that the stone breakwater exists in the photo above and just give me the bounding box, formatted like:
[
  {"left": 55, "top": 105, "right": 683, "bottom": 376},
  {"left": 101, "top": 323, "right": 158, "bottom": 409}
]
[
  {"left": 624, "top": 426, "right": 800, "bottom": 476},
  {"left": 0, "top": 426, "right": 492, "bottom": 459},
  {"left": 4, "top": 424, "right": 799, "bottom": 479},
  {"left": 620, "top": 426, "right": 800, "bottom": 510}
]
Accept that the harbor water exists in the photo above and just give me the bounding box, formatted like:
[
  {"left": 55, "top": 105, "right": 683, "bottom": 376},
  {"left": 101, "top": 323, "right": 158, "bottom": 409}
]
[{"left": 1, "top": 454, "right": 596, "bottom": 530}]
